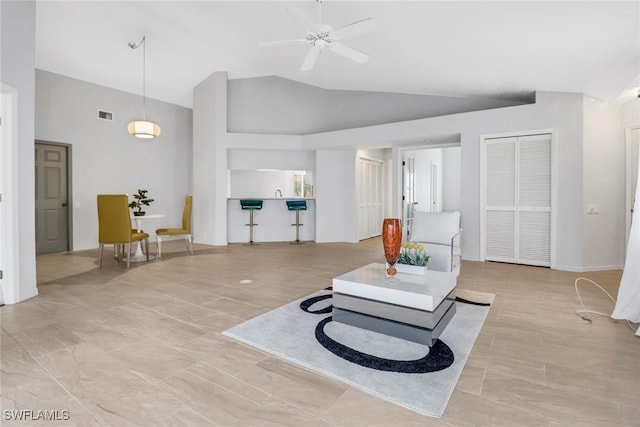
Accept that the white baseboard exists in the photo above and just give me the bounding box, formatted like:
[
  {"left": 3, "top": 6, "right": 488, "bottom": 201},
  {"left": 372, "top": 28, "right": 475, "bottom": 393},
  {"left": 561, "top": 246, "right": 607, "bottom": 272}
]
[
  {"left": 554, "top": 264, "right": 623, "bottom": 272},
  {"left": 10, "top": 288, "right": 39, "bottom": 305},
  {"left": 462, "top": 258, "right": 623, "bottom": 272}
]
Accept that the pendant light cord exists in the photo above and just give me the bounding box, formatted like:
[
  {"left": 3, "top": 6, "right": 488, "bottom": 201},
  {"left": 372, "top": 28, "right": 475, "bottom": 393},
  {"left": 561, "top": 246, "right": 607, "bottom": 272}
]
[
  {"left": 129, "top": 36, "right": 147, "bottom": 120},
  {"left": 142, "top": 36, "right": 146, "bottom": 120}
]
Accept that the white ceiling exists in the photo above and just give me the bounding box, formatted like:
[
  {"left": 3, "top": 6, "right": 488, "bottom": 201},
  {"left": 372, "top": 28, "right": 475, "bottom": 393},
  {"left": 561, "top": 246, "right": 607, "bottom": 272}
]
[{"left": 35, "top": 1, "right": 640, "bottom": 108}]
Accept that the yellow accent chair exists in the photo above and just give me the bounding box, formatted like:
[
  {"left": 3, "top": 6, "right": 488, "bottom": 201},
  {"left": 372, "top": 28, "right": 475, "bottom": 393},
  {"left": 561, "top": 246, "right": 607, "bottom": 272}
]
[
  {"left": 155, "top": 195, "right": 193, "bottom": 259},
  {"left": 97, "top": 194, "right": 149, "bottom": 268}
]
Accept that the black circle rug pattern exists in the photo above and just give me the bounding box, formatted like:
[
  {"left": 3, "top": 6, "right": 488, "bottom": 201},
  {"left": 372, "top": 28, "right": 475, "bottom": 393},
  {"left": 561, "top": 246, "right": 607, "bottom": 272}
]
[
  {"left": 299, "top": 292, "right": 455, "bottom": 373},
  {"left": 299, "top": 294, "right": 333, "bottom": 314}
]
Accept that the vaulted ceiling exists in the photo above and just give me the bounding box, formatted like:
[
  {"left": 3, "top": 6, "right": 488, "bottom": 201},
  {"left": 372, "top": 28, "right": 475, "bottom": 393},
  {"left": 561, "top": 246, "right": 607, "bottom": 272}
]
[{"left": 35, "top": 1, "right": 640, "bottom": 108}]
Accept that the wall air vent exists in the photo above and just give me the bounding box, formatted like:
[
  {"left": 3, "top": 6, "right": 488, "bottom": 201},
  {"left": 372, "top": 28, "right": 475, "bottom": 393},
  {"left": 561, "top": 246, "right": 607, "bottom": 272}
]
[{"left": 97, "top": 110, "right": 113, "bottom": 121}]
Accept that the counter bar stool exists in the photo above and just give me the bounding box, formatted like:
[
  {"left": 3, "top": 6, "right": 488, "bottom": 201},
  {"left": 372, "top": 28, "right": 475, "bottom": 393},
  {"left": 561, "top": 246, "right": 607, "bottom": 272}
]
[
  {"left": 240, "top": 199, "right": 263, "bottom": 245},
  {"left": 286, "top": 200, "right": 307, "bottom": 244}
]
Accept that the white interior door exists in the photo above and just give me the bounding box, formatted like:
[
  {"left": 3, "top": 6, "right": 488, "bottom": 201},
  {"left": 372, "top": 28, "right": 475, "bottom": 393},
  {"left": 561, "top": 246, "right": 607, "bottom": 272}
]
[
  {"left": 430, "top": 163, "right": 438, "bottom": 212},
  {"left": 403, "top": 157, "right": 417, "bottom": 238},
  {"left": 358, "top": 158, "right": 383, "bottom": 240},
  {"left": 485, "top": 138, "right": 517, "bottom": 262},
  {"left": 483, "top": 134, "right": 552, "bottom": 266},
  {"left": 517, "top": 135, "right": 552, "bottom": 266}
]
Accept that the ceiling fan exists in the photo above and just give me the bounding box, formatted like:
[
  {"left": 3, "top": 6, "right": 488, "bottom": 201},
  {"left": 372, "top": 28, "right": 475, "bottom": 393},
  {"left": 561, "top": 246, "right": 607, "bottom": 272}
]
[{"left": 259, "top": 0, "right": 377, "bottom": 71}]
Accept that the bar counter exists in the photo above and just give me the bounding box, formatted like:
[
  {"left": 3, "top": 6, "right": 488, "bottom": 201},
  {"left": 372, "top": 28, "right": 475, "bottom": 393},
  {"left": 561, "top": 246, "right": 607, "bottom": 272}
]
[{"left": 227, "top": 198, "right": 315, "bottom": 243}]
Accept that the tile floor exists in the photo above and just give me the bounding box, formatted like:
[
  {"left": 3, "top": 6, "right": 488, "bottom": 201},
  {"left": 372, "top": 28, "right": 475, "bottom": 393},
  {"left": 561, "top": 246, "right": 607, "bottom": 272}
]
[{"left": 1, "top": 239, "right": 638, "bottom": 426}]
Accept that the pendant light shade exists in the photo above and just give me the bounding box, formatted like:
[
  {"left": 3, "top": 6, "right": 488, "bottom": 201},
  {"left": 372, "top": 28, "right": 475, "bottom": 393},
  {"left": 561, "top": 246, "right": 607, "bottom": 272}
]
[
  {"left": 127, "top": 120, "right": 161, "bottom": 138},
  {"left": 127, "top": 36, "right": 161, "bottom": 139}
]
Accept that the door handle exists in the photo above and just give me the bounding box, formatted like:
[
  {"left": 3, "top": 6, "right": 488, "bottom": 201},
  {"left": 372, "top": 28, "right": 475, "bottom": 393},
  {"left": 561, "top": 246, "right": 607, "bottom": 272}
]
[{"left": 62, "top": 203, "right": 68, "bottom": 207}]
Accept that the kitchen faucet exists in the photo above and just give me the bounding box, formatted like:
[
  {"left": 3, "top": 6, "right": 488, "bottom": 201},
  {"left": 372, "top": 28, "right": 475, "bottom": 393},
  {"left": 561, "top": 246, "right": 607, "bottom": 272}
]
[{"left": 275, "top": 189, "right": 283, "bottom": 198}]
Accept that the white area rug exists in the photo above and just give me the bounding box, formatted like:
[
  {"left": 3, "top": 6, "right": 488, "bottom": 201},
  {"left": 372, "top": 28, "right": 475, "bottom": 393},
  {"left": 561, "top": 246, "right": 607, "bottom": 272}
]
[{"left": 224, "top": 288, "right": 493, "bottom": 418}]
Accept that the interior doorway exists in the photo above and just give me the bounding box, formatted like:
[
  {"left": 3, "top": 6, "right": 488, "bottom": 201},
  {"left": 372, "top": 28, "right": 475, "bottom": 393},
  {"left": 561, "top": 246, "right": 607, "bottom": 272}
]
[
  {"left": 626, "top": 126, "right": 640, "bottom": 249},
  {"left": 35, "top": 141, "right": 71, "bottom": 254},
  {"left": 357, "top": 156, "right": 384, "bottom": 240},
  {"left": 402, "top": 145, "right": 461, "bottom": 237}
]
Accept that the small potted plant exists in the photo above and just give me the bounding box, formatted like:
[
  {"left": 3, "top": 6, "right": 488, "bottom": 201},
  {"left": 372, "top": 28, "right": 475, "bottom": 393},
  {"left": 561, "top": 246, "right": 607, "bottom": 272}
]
[
  {"left": 128, "top": 189, "right": 154, "bottom": 216},
  {"left": 397, "top": 242, "right": 430, "bottom": 275}
]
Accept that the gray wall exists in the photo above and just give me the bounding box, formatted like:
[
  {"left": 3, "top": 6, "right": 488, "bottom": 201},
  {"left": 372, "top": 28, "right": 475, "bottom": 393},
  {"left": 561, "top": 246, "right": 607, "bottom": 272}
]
[
  {"left": 1, "top": 0, "right": 38, "bottom": 302},
  {"left": 203, "top": 70, "right": 627, "bottom": 270},
  {"left": 227, "top": 76, "right": 328, "bottom": 135},
  {"left": 35, "top": 70, "right": 193, "bottom": 250},
  {"left": 227, "top": 75, "right": 527, "bottom": 135}
]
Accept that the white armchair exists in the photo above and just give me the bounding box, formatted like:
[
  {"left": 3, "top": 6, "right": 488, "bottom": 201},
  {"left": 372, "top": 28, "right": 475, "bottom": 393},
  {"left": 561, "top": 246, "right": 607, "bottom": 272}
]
[{"left": 409, "top": 210, "right": 462, "bottom": 274}]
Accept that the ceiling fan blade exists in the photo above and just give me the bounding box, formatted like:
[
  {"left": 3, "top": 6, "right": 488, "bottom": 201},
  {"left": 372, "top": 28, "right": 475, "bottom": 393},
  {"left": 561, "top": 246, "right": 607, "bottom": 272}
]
[
  {"left": 301, "top": 45, "right": 322, "bottom": 71},
  {"left": 258, "top": 39, "right": 308, "bottom": 48},
  {"left": 330, "top": 18, "right": 377, "bottom": 40},
  {"left": 288, "top": 7, "right": 318, "bottom": 31},
  {"left": 328, "top": 42, "right": 369, "bottom": 64}
]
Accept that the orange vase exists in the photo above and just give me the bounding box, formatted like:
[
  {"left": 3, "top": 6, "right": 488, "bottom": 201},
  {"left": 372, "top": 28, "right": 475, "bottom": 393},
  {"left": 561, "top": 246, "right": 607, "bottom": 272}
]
[{"left": 382, "top": 218, "right": 402, "bottom": 276}]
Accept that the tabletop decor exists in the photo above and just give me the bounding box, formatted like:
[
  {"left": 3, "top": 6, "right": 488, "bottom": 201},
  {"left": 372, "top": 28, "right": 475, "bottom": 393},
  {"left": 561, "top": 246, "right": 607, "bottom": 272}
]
[
  {"left": 397, "top": 242, "right": 430, "bottom": 275},
  {"left": 128, "top": 189, "right": 154, "bottom": 216},
  {"left": 382, "top": 218, "right": 402, "bottom": 276}
]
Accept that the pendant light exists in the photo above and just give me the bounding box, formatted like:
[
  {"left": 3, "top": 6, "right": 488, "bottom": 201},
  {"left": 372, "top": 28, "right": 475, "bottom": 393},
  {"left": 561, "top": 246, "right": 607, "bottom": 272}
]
[{"left": 127, "top": 36, "right": 161, "bottom": 138}]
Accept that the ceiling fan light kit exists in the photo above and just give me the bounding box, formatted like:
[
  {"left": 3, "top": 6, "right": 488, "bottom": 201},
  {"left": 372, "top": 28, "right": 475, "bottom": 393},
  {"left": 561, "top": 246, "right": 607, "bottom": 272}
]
[
  {"left": 127, "top": 36, "right": 161, "bottom": 139},
  {"left": 259, "top": 0, "right": 377, "bottom": 71}
]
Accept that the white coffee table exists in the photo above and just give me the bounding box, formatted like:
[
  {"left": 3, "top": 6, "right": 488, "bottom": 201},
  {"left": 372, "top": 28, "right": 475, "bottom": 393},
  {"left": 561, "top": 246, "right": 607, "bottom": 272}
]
[{"left": 332, "top": 263, "right": 457, "bottom": 346}]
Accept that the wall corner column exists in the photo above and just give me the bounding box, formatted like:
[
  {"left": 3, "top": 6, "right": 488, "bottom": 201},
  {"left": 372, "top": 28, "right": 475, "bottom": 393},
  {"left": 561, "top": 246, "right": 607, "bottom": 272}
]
[{"left": 193, "top": 71, "right": 228, "bottom": 245}]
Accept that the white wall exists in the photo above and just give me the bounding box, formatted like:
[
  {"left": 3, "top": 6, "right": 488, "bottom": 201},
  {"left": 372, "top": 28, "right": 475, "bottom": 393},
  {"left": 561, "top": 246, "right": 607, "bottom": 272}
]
[
  {"left": 35, "top": 71, "right": 192, "bottom": 250},
  {"left": 193, "top": 72, "right": 226, "bottom": 245},
  {"left": 198, "top": 73, "right": 319, "bottom": 245},
  {"left": 0, "top": 84, "right": 19, "bottom": 304},
  {"left": 228, "top": 149, "right": 315, "bottom": 171},
  {"left": 358, "top": 148, "right": 386, "bottom": 161},
  {"left": 230, "top": 170, "right": 296, "bottom": 198},
  {"left": 442, "top": 146, "right": 461, "bottom": 211},
  {"left": 621, "top": 98, "right": 640, "bottom": 129},
  {"left": 582, "top": 96, "right": 624, "bottom": 270},
  {"left": 315, "top": 150, "right": 358, "bottom": 243},
  {"left": 302, "top": 92, "right": 588, "bottom": 269},
  {"left": 1, "top": 0, "right": 37, "bottom": 303},
  {"left": 199, "top": 73, "right": 624, "bottom": 271}
]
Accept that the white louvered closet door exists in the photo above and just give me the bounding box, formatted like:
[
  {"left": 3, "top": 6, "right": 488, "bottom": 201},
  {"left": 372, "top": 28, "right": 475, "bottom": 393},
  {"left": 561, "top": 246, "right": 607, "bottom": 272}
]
[
  {"left": 486, "top": 138, "right": 517, "bottom": 262},
  {"left": 518, "top": 135, "right": 551, "bottom": 266},
  {"left": 484, "top": 134, "right": 551, "bottom": 266}
]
